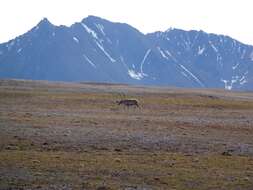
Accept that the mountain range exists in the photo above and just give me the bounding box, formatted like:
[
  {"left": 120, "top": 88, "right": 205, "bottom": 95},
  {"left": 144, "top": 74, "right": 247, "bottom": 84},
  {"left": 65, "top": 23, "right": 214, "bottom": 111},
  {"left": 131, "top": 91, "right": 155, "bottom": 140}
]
[{"left": 0, "top": 16, "right": 253, "bottom": 90}]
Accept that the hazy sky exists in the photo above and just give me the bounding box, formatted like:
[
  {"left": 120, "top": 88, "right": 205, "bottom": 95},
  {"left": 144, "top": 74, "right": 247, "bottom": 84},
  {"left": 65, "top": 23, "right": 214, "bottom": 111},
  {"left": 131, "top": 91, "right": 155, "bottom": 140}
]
[{"left": 1, "top": 0, "right": 253, "bottom": 44}]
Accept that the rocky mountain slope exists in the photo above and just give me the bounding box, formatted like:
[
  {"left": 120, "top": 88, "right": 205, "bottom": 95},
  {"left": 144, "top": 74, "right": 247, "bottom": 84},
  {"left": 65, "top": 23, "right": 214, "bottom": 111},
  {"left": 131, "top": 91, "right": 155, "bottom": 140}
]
[{"left": 0, "top": 16, "right": 253, "bottom": 90}]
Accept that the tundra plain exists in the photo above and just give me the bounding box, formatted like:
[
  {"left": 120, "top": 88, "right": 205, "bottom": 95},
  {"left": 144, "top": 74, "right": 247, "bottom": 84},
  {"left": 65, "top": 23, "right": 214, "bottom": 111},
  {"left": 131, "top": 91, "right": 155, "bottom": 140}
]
[{"left": 0, "top": 80, "right": 253, "bottom": 190}]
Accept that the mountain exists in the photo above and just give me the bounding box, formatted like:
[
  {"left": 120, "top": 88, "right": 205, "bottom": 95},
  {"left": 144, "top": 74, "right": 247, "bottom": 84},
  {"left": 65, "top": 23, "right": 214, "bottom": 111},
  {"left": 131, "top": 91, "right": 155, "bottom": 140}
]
[{"left": 0, "top": 16, "right": 253, "bottom": 90}]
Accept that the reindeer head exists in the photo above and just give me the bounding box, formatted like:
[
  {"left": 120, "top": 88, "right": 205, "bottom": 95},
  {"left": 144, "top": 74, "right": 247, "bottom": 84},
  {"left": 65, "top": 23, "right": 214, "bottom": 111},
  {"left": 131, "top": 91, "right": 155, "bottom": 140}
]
[{"left": 115, "top": 92, "right": 126, "bottom": 105}]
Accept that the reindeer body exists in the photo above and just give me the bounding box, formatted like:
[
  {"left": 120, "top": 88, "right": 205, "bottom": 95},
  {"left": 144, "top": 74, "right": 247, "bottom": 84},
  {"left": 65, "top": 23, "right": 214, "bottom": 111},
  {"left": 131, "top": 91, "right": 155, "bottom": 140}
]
[{"left": 117, "top": 99, "right": 139, "bottom": 108}]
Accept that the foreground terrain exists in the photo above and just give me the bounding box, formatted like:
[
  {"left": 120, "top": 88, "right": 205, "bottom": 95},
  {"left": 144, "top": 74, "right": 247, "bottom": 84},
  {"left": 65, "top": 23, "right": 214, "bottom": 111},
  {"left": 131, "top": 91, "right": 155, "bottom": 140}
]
[{"left": 0, "top": 80, "right": 253, "bottom": 190}]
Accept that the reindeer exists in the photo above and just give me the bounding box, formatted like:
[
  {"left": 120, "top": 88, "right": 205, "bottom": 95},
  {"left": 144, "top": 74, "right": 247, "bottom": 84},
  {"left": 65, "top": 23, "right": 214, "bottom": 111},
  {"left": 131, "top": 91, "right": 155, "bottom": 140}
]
[
  {"left": 116, "top": 99, "right": 140, "bottom": 108},
  {"left": 115, "top": 92, "right": 140, "bottom": 108}
]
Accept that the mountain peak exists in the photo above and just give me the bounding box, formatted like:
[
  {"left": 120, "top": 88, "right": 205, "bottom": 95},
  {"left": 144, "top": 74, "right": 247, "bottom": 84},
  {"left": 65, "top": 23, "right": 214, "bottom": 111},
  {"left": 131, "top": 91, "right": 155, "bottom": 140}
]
[
  {"left": 81, "top": 15, "right": 104, "bottom": 23},
  {"left": 31, "top": 17, "right": 55, "bottom": 33},
  {"left": 37, "top": 17, "right": 54, "bottom": 28}
]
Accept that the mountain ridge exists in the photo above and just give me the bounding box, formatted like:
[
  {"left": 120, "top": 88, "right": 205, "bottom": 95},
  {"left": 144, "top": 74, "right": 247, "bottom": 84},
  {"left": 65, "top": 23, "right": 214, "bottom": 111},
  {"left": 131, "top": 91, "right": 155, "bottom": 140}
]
[{"left": 0, "top": 15, "right": 253, "bottom": 90}]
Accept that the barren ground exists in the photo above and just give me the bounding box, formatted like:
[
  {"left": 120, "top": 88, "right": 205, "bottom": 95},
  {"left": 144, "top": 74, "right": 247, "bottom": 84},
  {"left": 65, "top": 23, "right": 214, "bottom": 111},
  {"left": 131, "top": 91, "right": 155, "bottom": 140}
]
[{"left": 0, "top": 79, "right": 253, "bottom": 190}]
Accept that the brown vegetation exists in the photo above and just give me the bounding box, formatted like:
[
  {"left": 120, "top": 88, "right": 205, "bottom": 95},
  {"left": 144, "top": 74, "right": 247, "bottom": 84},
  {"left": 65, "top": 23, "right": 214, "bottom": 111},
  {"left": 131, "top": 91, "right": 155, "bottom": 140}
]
[{"left": 0, "top": 79, "right": 253, "bottom": 190}]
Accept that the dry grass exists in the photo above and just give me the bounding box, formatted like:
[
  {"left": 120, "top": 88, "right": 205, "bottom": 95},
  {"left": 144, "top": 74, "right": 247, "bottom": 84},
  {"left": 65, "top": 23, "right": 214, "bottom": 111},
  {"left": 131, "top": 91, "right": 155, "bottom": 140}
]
[
  {"left": 1, "top": 150, "right": 253, "bottom": 190},
  {"left": 0, "top": 79, "right": 253, "bottom": 190}
]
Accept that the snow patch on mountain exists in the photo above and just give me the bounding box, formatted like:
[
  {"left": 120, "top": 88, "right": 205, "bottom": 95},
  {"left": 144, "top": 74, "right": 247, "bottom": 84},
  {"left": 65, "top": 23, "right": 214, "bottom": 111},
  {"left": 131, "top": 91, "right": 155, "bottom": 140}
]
[
  {"left": 94, "top": 41, "right": 116, "bottom": 63},
  {"left": 232, "top": 63, "right": 240, "bottom": 70},
  {"left": 198, "top": 46, "right": 205, "bottom": 55},
  {"left": 179, "top": 64, "right": 204, "bottom": 87},
  {"left": 209, "top": 41, "right": 218, "bottom": 52},
  {"left": 221, "top": 72, "right": 248, "bottom": 90},
  {"left": 181, "top": 72, "right": 188, "bottom": 78},
  {"left": 157, "top": 47, "right": 178, "bottom": 62},
  {"left": 165, "top": 50, "right": 177, "bottom": 62},
  {"left": 165, "top": 50, "right": 172, "bottom": 57},
  {"left": 157, "top": 47, "right": 169, "bottom": 60},
  {"left": 240, "top": 71, "right": 249, "bottom": 85},
  {"left": 81, "top": 23, "right": 99, "bottom": 40},
  {"left": 128, "top": 70, "right": 144, "bottom": 80},
  {"left": 17, "top": 48, "right": 22, "bottom": 53},
  {"left": 221, "top": 79, "right": 233, "bottom": 90},
  {"left": 240, "top": 49, "right": 246, "bottom": 59},
  {"left": 81, "top": 22, "right": 116, "bottom": 62},
  {"left": 140, "top": 49, "right": 151, "bottom": 76},
  {"left": 240, "top": 76, "right": 247, "bottom": 85},
  {"left": 83, "top": 54, "right": 96, "bottom": 68},
  {"left": 73, "top": 37, "right": 79, "bottom": 43},
  {"left": 95, "top": 23, "right": 106, "bottom": 36}
]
